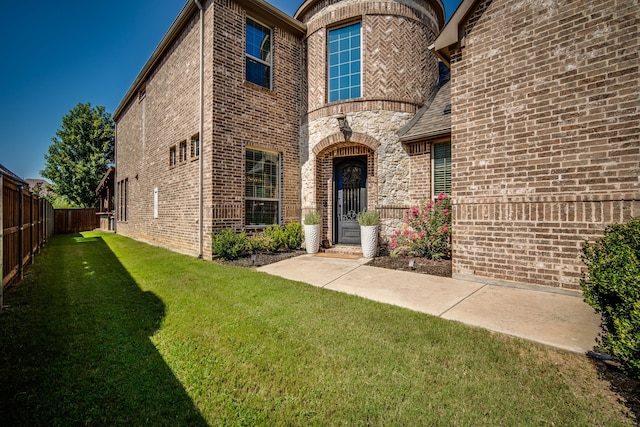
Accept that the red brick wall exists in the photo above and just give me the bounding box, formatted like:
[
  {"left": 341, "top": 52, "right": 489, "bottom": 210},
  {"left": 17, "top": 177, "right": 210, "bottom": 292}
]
[{"left": 450, "top": 0, "right": 640, "bottom": 289}]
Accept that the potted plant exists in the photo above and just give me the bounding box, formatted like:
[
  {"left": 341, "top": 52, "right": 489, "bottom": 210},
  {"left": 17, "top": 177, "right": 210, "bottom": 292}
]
[
  {"left": 357, "top": 209, "right": 380, "bottom": 258},
  {"left": 303, "top": 211, "right": 321, "bottom": 254}
]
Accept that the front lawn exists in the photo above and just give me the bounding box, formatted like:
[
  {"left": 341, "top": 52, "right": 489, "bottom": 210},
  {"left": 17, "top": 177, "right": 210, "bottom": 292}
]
[{"left": 0, "top": 232, "right": 635, "bottom": 425}]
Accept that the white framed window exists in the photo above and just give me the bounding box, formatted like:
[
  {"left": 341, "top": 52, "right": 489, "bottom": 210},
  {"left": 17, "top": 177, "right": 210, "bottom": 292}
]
[
  {"left": 245, "top": 148, "right": 280, "bottom": 226},
  {"left": 190, "top": 133, "right": 200, "bottom": 159},
  {"left": 328, "top": 21, "right": 362, "bottom": 102},
  {"left": 169, "top": 146, "right": 177, "bottom": 167},
  {"left": 246, "top": 18, "right": 272, "bottom": 89},
  {"left": 179, "top": 140, "right": 188, "bottom": 163}
]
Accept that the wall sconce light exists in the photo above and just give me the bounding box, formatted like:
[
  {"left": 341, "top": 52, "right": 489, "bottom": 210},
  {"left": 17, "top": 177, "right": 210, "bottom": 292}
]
[{"left": 336, "top": 113, "right": 352, "bottom": 140}]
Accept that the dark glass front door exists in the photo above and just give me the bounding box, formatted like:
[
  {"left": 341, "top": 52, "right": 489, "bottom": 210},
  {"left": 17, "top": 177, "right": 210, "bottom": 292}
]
[{"left": 335, "top": 157, "right": 367, "bottom": 244}]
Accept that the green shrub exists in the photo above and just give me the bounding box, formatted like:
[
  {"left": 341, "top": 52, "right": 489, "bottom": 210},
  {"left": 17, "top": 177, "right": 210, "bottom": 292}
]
[
  {"left": 304, "top": 211, "right": 321, "bottom": 225},
  {"left": 263, "top": 225, "right": 288, "bottom": 251},
  {"left": 247, "top": 223, "right": 302, "bottom": 253},
  {"left": 211, "top": 228, "right": 248, "bottom": 260},
  {"left": 247, "top": 232, "right": 276, "bottom": 253},
  {"left": 284, "top": 222, "right": 302, "bottom": 249},
  {"left": 581, "top": 217, "right": 640, "bottom": 380},
  {"left": 357, "top": 210, "right": 380, "bottom": 226}
]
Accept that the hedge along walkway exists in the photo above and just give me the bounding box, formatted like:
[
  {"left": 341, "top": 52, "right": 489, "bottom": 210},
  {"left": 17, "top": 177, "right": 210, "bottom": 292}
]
[{"left": 0, "top": 232, "right": 635, "bottom": 426}]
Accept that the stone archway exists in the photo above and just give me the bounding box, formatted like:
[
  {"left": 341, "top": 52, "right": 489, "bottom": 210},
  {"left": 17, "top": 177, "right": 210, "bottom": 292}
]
[{"left": 314, "top": 135, "right": 378, "bottom": 246}]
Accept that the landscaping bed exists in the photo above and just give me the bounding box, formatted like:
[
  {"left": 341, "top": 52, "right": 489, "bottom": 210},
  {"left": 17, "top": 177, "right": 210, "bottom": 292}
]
[
  {"left": 367, "top": 255, "right": 451, "bottom": 277},
  {"left": 216, "top": 250, "right": 452, "bottom": 278}
]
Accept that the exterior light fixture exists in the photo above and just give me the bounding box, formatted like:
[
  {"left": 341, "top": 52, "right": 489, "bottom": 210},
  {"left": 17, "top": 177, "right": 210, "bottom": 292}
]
[{"left": 336, "top": 113, "right": 352, "bottom": 140}]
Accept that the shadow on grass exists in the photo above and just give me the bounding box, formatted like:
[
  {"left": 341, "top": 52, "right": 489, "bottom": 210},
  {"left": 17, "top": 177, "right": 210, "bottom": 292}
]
[{"left": 0, "top": 234, "right": 207, "bottom": 426}]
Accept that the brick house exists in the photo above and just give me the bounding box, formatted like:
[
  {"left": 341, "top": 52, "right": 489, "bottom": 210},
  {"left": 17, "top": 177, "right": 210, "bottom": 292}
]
[
  {"left": 114, "top": 0, "right": 446, "bottom": 257},
  {"left": 432, "top": 0, "right": 639, "bottom": 289},
  {"left": 114, "top": 0, "right": 638, "bottom": 289},
  {"left": 113, "top": 0, "right": 305, "bottom": 257}
]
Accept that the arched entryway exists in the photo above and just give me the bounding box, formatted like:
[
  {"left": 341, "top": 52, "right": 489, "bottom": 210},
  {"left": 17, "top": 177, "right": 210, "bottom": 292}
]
[
  {"left": 313, "top": 139, "right": 378, "bottom": 247},
  {"left": 334, "top": 156, "right": 367, "bottom": 244}
]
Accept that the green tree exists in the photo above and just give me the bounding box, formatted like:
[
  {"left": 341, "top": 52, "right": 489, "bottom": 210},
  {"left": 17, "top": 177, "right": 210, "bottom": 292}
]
[{"left": 42, "top": 102, "right": 114, "bottom": 207}]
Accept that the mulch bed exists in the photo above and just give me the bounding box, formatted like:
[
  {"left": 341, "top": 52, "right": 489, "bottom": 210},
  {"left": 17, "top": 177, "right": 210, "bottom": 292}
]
[
  {"left": 214, "top": 250, "right": 452, "bottom": 278},
  {"left": 366, "top": 256, "right": 451, "bottom": 277},
  {"left": 213, "top": 250, "right": 306, "bottom": 268}
]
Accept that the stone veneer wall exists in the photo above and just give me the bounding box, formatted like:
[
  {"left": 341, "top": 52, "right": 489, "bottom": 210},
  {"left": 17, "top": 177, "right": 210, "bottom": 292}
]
[
  {"left": 449, "top": 0, "right": 640, "bottom": 289},
  {"left": 301, "top": 110, "right": 415, "bottom": 242},
  {"left": 297, "top": 0, "right": 444, "bottom": 242}
]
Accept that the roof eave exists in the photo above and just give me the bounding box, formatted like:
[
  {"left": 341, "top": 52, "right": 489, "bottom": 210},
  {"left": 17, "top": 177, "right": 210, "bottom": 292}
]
[
  {"left": 113, "top": 0, "right": 306, "bottom": 122},
  {"left": 113, "top": 1, "right": 197, "bottom": 121},
  {"left": 399, "top": 129, "right": 451, "bottom": 144},
  {"left": 432, "top": 0, "right": 479, "bottom": 65},
  {"left": 295, "top": 0, "right": 446, "bottom": 28}
]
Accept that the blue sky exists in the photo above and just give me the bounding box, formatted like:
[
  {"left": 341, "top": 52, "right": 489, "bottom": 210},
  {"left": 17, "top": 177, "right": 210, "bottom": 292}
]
[{"left": 0, "top": 0, "right": 461, "bottom": 181}]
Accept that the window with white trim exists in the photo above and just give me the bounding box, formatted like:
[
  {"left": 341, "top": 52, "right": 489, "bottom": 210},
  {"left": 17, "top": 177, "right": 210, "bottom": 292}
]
[
  {"left": 179, "top": 140, "right": 188, "bottom": 163},
  {"left": 246, "top": 18, "right": 272, "bottom": 89},
  {"left": 190, "top": 133, "right": 200, "bottom": 159},
  {"left": 169, "top": 146, "right": 177, "bottom": 167},
  {"left": 245, "top": 148, "right": 280, "bottom": 226}
]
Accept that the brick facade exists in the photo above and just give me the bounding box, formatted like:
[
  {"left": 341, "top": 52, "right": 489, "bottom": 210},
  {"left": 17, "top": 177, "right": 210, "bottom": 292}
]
[
  {"left": 115, "top": 0, "right": 638, "bottom": 290},
  {"left": 447, "top": 0, "right": 640, "bottom": 289},
  {"left": 114, "top": 0, "right": 303, "bottom": 258}
]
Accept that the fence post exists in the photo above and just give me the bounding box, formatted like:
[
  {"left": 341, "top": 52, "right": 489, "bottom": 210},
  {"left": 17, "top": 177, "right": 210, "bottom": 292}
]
[
  {"left": 1, "top": 175, "right": 4, "bottom": 309},
  {"left": 29, "top": 193, "right": 34, "bottom": 264},
  {"left": 18, "top": 184, "right": 23, "bottom": 281}
]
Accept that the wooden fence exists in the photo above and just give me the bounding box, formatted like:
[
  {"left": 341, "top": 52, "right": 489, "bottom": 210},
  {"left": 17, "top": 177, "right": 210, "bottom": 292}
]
[
  {"left": 1, "top": 175, "right": 55, "bottom": 292},
  {"left": 54, "top": 208, "right": 99, "bottom": 234}
]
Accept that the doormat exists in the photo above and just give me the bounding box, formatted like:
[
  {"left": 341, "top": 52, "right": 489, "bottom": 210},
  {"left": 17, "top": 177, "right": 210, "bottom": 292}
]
[{"left": 315, "top": 253, "right": 362, "bottom": 260}]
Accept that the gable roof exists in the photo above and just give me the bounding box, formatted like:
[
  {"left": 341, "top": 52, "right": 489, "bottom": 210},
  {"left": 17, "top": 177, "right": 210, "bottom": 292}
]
[
  {"left": 398, "top": 63, "right": 451, "bottom": 142},
  {"left": 431, "top": 0, "right": 479, "bottom": 65}
]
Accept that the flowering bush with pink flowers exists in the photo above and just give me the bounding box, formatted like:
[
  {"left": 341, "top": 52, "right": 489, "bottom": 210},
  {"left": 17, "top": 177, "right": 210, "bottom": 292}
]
[{"left": 390, "top": 193, "right": 452, "bottom": 259}]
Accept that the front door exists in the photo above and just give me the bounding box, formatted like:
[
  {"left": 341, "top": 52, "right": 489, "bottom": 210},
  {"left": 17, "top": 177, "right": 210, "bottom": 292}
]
[{"left": 335, "top": 157, "right": 367, "bottom": 244}]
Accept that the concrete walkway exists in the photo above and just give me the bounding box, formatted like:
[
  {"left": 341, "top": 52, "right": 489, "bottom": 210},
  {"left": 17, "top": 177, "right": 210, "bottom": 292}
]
[{"left": 257, "top": 254, "right": 601, "bottom": 354}]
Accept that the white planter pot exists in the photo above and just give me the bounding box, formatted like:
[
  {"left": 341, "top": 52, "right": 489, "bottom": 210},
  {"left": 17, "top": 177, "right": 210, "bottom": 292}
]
[
  {"left": 360, "top": 225, "right": 378, "bottom": 258},
  {"left": 304, "top": 224, "right": 320, "bottom": 254}
]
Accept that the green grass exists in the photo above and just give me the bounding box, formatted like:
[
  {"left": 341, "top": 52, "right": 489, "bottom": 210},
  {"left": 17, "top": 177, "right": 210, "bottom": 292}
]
[{"left": 0, "top": 232, "right": 634, "bottom": 426}]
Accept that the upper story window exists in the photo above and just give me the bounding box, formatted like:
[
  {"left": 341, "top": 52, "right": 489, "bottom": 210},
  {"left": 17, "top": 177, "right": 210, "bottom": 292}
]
[
  {"left": 246, "top": 18, "right": 272, "bottom": 89},
  {"left": 328, "top": 22, "right": 361, "bottom": 103}
]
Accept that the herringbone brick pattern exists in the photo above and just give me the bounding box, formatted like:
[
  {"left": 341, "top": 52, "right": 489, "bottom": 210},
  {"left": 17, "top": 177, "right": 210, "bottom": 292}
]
[{"left": 364, "top": 14, "right": 436, "bottom": 105}]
